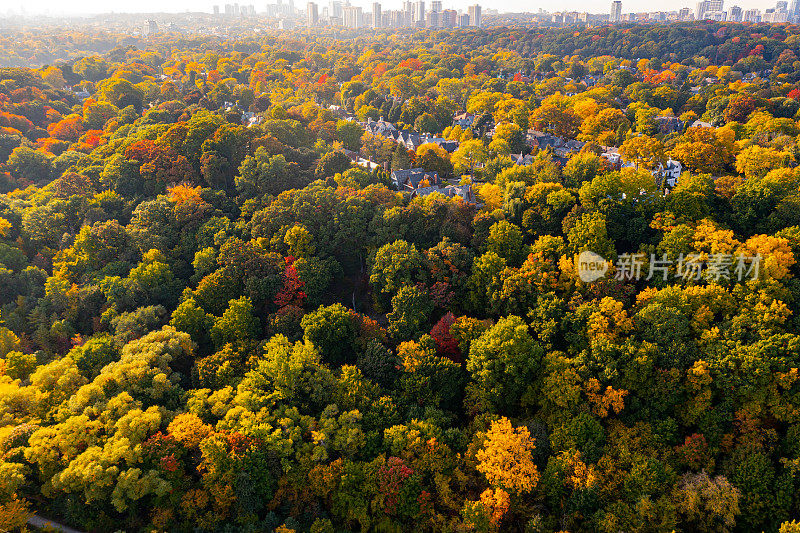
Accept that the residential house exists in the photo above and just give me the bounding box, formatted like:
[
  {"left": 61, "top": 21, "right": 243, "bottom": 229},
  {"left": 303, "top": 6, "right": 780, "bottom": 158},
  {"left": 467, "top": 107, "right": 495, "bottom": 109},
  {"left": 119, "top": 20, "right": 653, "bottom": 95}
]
[
  {"left": 247, "top": 115, "right": 264, "bottom": 127},
  {"left": 357, "top": 158, "right": 381, "bottom": 170},
  {"left": 420, "top": 136, "right": 459, "bottom": 153},
  {"left": 453, "top": 112, "right": 475, "bottom": 128},
  {"left": 601, "top": 151, "right": 621, "bottom": 165},
  {"left": 527, "top": 130, "right": 562, "bottom": 151},
  {"left": 554, "top": 139, "right": 585, "bottom": 158},
  {"left": 392, "top": 130, "right": 423, "bottom": 151},
  {"left": 410, "top": 182, "right": 477, "bottom": 204},
  {"left": 510, "top": 153, "right": 534, "bottom": 165},
  {"left": 363, "top": 117, "right": 397, "bottom": 137},
  {"left": 690, "top": 120, "right": 714, "bottom": 129},
  {"left": 391, "top": 168, "right": 441, "bottom": 191},
  {"left": 654, "top": 158, "right": 682, "bottom": 187},
  {"left": 655, "top": 116, "right": 683, "bottom": 134},
  {"left": 601, "top": 149, "right": 636, "bottom": 170}
]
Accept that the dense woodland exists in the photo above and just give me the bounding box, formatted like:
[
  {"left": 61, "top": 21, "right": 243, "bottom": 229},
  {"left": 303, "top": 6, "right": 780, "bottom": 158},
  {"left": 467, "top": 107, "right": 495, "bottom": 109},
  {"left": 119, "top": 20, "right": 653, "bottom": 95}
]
[{"left": 2, "top": 20, "right": 800, "bottom": 532}]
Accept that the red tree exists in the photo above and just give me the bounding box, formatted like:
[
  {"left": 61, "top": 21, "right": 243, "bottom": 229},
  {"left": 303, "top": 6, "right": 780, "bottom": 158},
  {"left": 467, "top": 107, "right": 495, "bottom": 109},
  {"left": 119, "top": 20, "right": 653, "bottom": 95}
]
[{"left": 430, "top": 312, "right": 462, "bottom": 363}]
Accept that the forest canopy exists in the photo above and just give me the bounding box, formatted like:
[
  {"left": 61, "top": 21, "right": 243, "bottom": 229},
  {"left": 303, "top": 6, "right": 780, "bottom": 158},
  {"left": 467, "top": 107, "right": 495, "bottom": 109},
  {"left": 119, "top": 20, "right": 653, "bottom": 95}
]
[{"left": 0, "top": 19, "right": 800, "bottom": 533}]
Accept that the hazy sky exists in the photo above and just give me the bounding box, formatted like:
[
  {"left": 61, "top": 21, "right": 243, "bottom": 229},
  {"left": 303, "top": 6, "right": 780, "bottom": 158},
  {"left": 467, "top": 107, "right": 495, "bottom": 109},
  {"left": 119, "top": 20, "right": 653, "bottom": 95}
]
[{"left": 4, "top": 0, "right": 775, "bottom": 17}]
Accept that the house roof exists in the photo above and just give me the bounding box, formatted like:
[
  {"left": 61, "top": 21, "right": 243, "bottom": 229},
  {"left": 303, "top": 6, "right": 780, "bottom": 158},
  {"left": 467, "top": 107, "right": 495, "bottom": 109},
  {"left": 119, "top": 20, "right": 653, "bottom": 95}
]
[{"left": 391, "top": 168, "right": 439, "bottom": 189}]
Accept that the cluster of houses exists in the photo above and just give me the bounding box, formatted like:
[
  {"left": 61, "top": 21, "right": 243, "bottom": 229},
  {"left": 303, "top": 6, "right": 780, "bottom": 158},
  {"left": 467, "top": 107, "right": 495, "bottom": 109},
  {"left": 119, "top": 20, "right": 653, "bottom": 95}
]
[
  {"left": 390, "top": 168, "right": 477, "bottom": 204},
  {"left": 600, "top": 149, "right": 683, "bottom": 188},
  {"left": 355, "top": 117, "right": 479, "bottom": 204},
  {"left": 527, "top": 130, "right": 587, "bottom": 160},
  {"left": 362, "top": 117, "right": 460, "bottom": 153},
  {"left": 353, "top": 109, "right": 688, "bottom": 203}
]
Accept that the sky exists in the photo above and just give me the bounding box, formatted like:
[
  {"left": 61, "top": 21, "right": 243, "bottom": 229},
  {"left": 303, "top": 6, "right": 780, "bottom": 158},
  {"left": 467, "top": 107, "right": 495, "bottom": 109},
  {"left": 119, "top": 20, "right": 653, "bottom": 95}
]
[{"left": 3, "top": 0, "right": 776, "bottom": 17}]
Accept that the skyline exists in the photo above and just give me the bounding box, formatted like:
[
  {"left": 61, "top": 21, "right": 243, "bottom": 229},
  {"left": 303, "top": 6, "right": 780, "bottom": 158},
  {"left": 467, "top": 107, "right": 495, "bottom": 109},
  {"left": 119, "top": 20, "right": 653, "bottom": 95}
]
[{"left": 2, "top": 0, "right": 786, "bottom": 17}]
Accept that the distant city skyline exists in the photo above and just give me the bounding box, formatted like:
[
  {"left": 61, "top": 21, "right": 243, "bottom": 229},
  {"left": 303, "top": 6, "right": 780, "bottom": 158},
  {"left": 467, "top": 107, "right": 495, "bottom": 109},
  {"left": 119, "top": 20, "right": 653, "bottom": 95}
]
[{"left": 2, "top": 0, "right": 785, "bottom": 16}]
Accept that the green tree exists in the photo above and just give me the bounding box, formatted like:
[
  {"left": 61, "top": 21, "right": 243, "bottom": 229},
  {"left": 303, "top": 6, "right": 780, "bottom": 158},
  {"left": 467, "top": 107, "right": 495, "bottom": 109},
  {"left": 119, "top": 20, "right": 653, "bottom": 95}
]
[
  {"left": 466, "top": 315, "right": 542, "bottom": 413},
  {"left": 236, "top": 148, "right": 304, "bottom": 198},
  {"left": 301, "top": 303, "right": 358, "bottom": 365},
  {"left": 485, "top": 220, "right": 524, "bottom": 264},
  {"left": 7, "top": 146, "right": 53, "bottom": 182},
  {"left": 387, "top": 285, "right": 434, "bottom": 341},
  {"left": 315, "top": 151, "right": 352, "bottom": 179},
  {"left": 336, "top": 120, "right": 365, "bottom": 152},
  {"left": 210, "top": 296, "right": 259, "bottom": 348},
  {"left": 370, "top": 240, "right": 424, "bottom": 301}
]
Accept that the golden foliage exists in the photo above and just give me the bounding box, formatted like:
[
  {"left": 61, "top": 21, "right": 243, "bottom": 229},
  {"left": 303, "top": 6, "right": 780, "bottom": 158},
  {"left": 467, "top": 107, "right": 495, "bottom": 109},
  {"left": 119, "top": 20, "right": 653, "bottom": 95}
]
[
  {"left": 168, "top": 183, "right": 203, "bottom": 207},
  {"left": 476, "top": 417, "right": 539, "bottom": 494},
  {"left": 168, "top": 412, "right": 213, "bottom": 448},
  {"left": 585, "top": 378, "right": 628, "bottom": 418},
  {"left": 0, "top": 497, "right": 31, "bottom": 531}
]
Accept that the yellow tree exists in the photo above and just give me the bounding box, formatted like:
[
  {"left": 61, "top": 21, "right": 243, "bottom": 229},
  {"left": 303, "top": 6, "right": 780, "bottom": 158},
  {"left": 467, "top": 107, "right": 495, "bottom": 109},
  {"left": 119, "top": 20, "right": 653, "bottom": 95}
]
[
  {"left": 416, "top": 143, "right": 454, "bottom": 177},
  {"left": 619, "top": 135, "right": 665, "bottom": 170},
  {"left": 476, "top": 417, "right": 539, "bottom": 494},
  {"left": 669, "top": 126, "right": 737, "bottom": 174},
  {"left": 735, "top": 145, "right": 787, "bottom": 179},
  {"left": 530, "top": 94, "right": 581, "bottom": 138},
  {"left": 452, "top": 139, "right": 489, "bottom": 176},
  {"left": 579, "top": 107, "right": 629, "bottom": 144}
]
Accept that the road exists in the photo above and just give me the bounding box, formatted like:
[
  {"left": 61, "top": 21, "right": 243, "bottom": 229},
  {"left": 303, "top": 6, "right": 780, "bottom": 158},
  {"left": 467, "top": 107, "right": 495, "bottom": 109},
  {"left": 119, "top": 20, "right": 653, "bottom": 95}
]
[{"left": 27, "top": 515, "right": 84, "bottom": 533}]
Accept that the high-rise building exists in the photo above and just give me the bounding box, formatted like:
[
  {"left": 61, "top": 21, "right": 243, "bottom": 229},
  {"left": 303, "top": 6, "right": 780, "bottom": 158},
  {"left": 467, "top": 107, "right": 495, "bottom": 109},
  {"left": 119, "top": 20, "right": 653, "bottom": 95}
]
[
  {"left": 224, "top": 3, "right": 233, "bottom": 14},
  {"left": 414, "top": 0, "right": 425, "bottom": 24},
  {"left": 695, "top": 0, "right": 723, "bottom": 19},
  {"left": 142, "top": 19, "right": 158, "bottom": 38},
  {"left": 329, "top": 1, "right": 342, "bottom": 18},
  {"left": 372, "top": 2, "right": 382, "bottom": 26},
  {"left": 790, "top": 0, "right": 800, "bottom": 21},
  {"left": 457, "top": 12, "right": 470, "bottom": 26},
  {"left": 213, "top": 5, "right": 220, "bottom": 14},
  {"left": 695, "top": 0, "right": 706, "bottom": 18},
  {"left": 401, "top": 1, "right": 412, "bottom": 23},
  {"left": 343, "top": 5, "right": 362, "bottom": 27},
  {"left": 728, "top": 5, "right": 742, "bottom": 20},
  {"left": 678, "top": 6, "right": 691, "bottom": 19},
  {"left": 430, "top": 0, "right": 442, "bottom": 12},
  {"left": 763, "top": 5, "right": 788, "bottom": 21},
  {"left": 468, "top": 4, "right": 481, "bottom": 26},
  {"left": 426, "top": 10, "right": 440, "bottom": 26},
  {"left": 442, "top": 8, "right": 457, "bottom": 26},
  {"left": 307, "top": 2, "right": 318, "bottom": 26},
  {"left": 610, "top": 0, "right": 622, "bottom": 21},
  {"left": 743, "top": 7, "right": 760, "bottom": 20}
]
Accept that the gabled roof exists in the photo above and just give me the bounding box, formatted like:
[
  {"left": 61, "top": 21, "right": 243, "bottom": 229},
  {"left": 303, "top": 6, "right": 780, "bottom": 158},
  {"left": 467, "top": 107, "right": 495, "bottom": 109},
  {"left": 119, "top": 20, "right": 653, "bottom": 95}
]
[{"left": 391, "top": 168, "right": 440, "bottom": 189}]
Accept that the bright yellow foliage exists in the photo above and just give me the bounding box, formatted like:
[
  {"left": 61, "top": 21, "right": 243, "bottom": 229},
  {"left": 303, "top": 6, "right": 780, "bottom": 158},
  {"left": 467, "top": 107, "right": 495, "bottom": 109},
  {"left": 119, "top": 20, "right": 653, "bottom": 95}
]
[
  {"left": 587, "top": 297, "right": 634, "bottom": 342},
  {"left": 0, "top": 217, "right": 11, "bottom": 238},
  {"left": 168, "top": 412, "right": 213, "bottom": 448},
  {"left": 476, "top": 183, "right": 503, "bottom": 211},
  {"left": 479, "top": 487, "right": 510, "bottom": 526},
  {"left": 476, "top": 417, "right": 539, "bottom": 494},
  {"left": 168, "top": 183, "right": 203, "bottom": 207},
  {"left": 0, "top": 497, "right": 31, "bottom": 531},
  {"left": 741, "top": 234, "right": 795, "bottom": 280}
]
